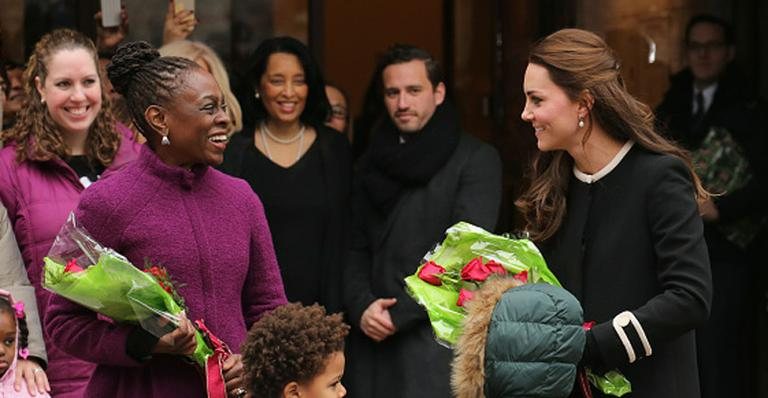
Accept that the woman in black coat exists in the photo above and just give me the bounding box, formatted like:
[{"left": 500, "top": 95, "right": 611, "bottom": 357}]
[
  {"left": 516, "top": 29, "right": 712, "bottom": 398},
  {"left": 221, "top": 37, "right": 351, "bottom": 312}
]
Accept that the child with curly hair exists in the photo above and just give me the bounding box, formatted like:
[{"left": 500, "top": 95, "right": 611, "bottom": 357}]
[
  {"left": 242, "top": 303, "right": 350, "bottom": 398},
  {"left": 0, "top": 290, "right": 50, "bottom": 397}
]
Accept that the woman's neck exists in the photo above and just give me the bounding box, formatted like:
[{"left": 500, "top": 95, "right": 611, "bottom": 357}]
[
  {"left": 568, "top": 125, "right": 626, "bottom": 174},
  {"left": 62, "top": 131, "right": 88, "bottom": 156},
  {"left": 264, "top": 119, "right": 303, "bottom": 139}
]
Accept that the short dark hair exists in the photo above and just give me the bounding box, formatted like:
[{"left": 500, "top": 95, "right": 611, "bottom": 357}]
[
  {"left": 247, "top": 37, "right": 330, "bottom": 127},
  {"left": 378, "top": 43, "right": 443, "bottom": 89},
  {"left": 241, "top": 303, "right": 349, "bottom": 398},
  {"left": 685, "top": 14, "right": 733, "bottom": 45}
]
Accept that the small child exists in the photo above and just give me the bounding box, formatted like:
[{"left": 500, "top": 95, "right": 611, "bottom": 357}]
[
  {"left": 0, "top": 290, "right": 50, "bottom": 397},
  {"left": 241, "top": 303, "right": 350, "bottom": 398}
]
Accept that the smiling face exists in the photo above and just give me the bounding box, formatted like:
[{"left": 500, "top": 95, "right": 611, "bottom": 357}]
[
  {"left": 35, "top": 48, "right": 102, "bottom": 138},
  {"left": 0, "top": 311, "right": 16, "bottom": 377},
  {"left": 382, "top": 60, "right": 445, "bottom": 133},
  {"left": 521, "top": 63, "right": 584, "bottom": 152},
  {"left": 158, "top": 68, "right": 231, "bottom": 167},
  {"left": 258, "top": 52, "right": 308, "bottom": 125},
  {"left": 295, "top": 351, "right": 346, "bottom": 398}
]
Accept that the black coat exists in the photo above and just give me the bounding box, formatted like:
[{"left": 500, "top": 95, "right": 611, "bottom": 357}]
[
  {"left": 343, "top": 133, "right": 502, "bottom": 398},
  {"left": 543, "top": 146, "right": 712, "bottom": 398}
]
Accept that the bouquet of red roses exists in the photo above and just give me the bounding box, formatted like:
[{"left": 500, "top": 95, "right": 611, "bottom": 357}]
[
  {"left": 43, "top": 213, "right": 231, "bottom": 398},
  {"left": 405, "top": 222, "right": 631, "bottom": 397},
  {"left": 405, "top": 222, "right": 560, "bottom": 346}
]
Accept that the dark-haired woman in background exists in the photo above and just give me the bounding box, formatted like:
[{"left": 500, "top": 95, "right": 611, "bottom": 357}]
[
  {"left": 0, "top": 29, "right": 140, "bottom": 397},
  {"left": 221, "top": 37, "right": 351, "bottom": 313},
  {"left": 517, "top": 29, "right": 711, "bottom": 397},
  {"left": 45, "top": 41, "right": 287, "bottom": 397}
]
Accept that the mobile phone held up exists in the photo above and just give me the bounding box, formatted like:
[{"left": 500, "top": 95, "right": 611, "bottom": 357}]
[
  {"left": 100, "top": 0, "right": 121, "bottom": 27},
  {"left": 174, "top": 0, "right": 195, "bottom": 13}
]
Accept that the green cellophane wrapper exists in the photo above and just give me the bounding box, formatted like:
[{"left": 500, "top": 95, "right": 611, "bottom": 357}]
[
  {"left": 404, "top": 221, "right": 560, "bottom": 346},
  {"left": 43, "top": 250, "right": 213, "bottom": 367},
  {"left": 404, "top": 222, "right": 631, "bottom": 396},
  {"left": 692, "top": 126, "right": 767, "bottom": 247}
]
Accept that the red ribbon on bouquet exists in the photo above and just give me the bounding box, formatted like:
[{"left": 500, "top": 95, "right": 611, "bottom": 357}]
[{"left": 195, "top": 320, "right": 232, "bottom": 398}]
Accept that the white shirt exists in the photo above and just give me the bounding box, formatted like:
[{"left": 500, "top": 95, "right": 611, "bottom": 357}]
[
  {"left": 692, "top": 83, "right": 718, "bottom": 115},
  {"left": 573, "top": 141, "right": 635, "bottom": 184}
]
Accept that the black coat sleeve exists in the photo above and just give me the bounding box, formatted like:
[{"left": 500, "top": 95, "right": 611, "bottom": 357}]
[{"left": 588, "top": 156, "right": 712, "bottom": 369}]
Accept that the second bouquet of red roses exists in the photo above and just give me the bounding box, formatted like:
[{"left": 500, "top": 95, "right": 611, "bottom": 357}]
[{"left": 404, "top": 222, "right": 560, "bottom": 346}]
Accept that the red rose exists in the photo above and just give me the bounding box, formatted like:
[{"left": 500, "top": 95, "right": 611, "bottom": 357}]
[
  {"left": 417, "top": 261, "right": 446, "bottom": 286},
  {"left": 461, "top": 257, "right": 492, "bottom": 282},
  {"left": 457, "top": 288, "right": 474, "bottom": 307},
  {"left": 64, "top": 259, "right": 83, "bottom": 273},
  {"left": 485, "top": 260, "right": 508, "bottom": 276},
  {"left": 513, "top": 270, "right": 529, "bottom": 284}
]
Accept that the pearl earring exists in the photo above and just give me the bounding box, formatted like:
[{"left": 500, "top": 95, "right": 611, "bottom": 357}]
[
  {"left": 254, "top": 91, "right": 260, "bottom": 100},
  {"left": 161, "top": 135, "right": 171, "bottom": 146},
  {"left": 578, "top": 117, "right": 585, "bottom": 128}
]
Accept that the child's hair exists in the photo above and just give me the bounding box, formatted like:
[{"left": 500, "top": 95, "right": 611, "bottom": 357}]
[
  {"left": 241, "top": 303, "right": 350, "bottom": 398},
  {"left": 0, "top": 294, "right": 28, "bottom": 356}
]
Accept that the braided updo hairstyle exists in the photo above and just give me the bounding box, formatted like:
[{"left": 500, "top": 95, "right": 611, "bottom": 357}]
[
  {"left": 0, "top": 296, "right": 28, "bottom": 359},
  {"left": 107, "top": 41, "right": 199, "bottom": 147}
]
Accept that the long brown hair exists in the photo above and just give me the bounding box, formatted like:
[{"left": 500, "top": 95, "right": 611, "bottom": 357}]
[
  {"left": 515, "top": 29, "right": 707, "bottom": 242},
  {"left": 0, "top": 29, "right": 120, "bottom": 165}
]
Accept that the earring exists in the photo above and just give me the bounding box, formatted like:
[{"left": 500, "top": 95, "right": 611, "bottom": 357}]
[
  {"left": 578, "top": 117, "right": 585, "bottom": 128},
  {"left": 161, "top": 134, "right": 171, "bottom": 146},
  {"left": 254, "top": 91, "right": 260, "bottom": 100},
  {"left": 41, "top": 98, "right": 46, "bottom": 104}
]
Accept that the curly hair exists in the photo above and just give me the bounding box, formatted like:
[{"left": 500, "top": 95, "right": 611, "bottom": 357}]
[
  {"left": 0, "top": 295, "right": 29, "bottom": 357},
  {"left": 0, "top": 29, "right": 120, "bottom": 166},
  {"left": 241, "top": 303, "right": 350, "bottom": 398}
]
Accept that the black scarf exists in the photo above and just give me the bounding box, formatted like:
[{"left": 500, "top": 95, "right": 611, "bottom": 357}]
[{"left": 362, "top": 102, "right": 461, "bottom": 214}]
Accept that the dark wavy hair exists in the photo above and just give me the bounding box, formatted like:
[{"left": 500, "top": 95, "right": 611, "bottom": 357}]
[
  {"left": 515, "top": 29, "right": 707, "bottom": 242},
  {"left": 241, "top": 303, "right": 349, "bottom": 398},
  {"left": 1, "top": 29, "right": 120, "bottom": 165},
  {"left": 247, "top": 37, "right": 330, "bottom": 128}
]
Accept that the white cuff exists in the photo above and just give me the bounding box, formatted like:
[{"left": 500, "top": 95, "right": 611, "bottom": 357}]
[{"left": 612, "top": 310, "right": 652, "bottom": 363}]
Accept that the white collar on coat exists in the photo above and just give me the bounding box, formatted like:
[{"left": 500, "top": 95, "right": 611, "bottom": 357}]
[{"left": 573, "top": 140, "right": 635, "bottom": 184}]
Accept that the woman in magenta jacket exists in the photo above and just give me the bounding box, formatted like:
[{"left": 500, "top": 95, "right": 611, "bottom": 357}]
[
  {"left": 45, "top": 41, "right": 287, "bottom": 398},
  {"left": 0, "top": 29, "right": 140, "bottom": 397}
]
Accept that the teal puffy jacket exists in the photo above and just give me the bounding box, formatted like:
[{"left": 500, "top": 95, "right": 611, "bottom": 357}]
[{"left": 452, "top": 277, "right": 585, "bottom": 398}]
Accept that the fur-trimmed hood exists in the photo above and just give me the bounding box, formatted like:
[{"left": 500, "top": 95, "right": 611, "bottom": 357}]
[{"left": 451, "top": 277, "right": 585, "bottom": 398}]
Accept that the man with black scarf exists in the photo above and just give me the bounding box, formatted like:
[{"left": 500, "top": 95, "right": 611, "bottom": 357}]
[
  {"left": 656, "top": 14, "right": 768, "bottom": 398},
  {"left": 342, "top": 44, "right": 502, "bottom": 397}
]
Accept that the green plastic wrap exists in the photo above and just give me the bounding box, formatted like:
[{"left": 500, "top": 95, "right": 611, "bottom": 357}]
[
  {"left": 42, "top": 215, "right": 214, "bottom": 367},
  {"left": 405, "top": 222, "right": 559, "bottom": 346},
  {"left": 405, "top": 222, "right": 631, "bottom": 396}
]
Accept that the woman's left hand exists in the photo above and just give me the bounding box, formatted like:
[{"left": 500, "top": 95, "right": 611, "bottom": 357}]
[
  {"left": 223, "top": 353, "right": 247, "bottom": 397},
  {"left": 14, "top": 358, "right": 50, "bottom": 396}
]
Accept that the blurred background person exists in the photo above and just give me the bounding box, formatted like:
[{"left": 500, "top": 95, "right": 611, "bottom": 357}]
[
  {"left": 325, "top": 83, "right": 350, "bottom": 138},
  {"left": 2, "top": 62, "right": 25, "bottom": 131},
  {"left": 0, "top": 29, "right": 140, "bottom": 397},
  {"left": 159, "top": 39, "right": 243, "bottom": 134},
  {"left": 221, "top": 36, "right": 351, "bottom": 313},
  {"left": 656, "top": 13, "right": 768, "bottom": 398}
]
